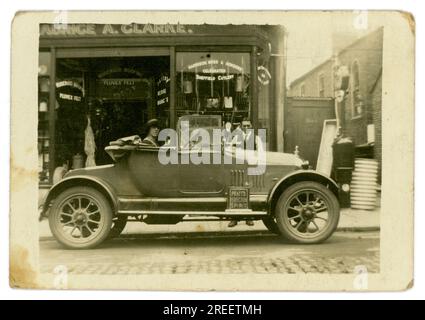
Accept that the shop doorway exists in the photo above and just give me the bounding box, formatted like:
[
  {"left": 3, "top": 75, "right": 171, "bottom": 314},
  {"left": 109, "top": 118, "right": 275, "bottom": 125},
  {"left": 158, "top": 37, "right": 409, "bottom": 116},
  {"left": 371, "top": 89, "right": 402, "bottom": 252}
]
[
  {"left": 55, "top": 55, "right": 170, "bottom": 166},
  {"left": 90, "top": 99, "right": 149, "bottom": 164}
]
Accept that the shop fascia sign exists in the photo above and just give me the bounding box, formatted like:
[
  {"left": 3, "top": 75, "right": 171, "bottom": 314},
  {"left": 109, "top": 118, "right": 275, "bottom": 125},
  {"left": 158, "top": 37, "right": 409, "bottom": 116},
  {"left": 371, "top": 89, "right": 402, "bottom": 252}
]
[{"left": 40, "top": 23, "right": 193, "bottom": 36}]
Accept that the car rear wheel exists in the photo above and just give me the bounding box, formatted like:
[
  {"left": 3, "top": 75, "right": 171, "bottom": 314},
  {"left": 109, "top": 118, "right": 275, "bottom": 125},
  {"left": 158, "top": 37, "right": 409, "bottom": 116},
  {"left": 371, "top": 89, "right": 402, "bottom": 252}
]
[
  {"left": 275, "top": 182, "right": 340, "bottom": 244},
  {"left": 48, "top": 187, "right": 113, "bottom": 249}
]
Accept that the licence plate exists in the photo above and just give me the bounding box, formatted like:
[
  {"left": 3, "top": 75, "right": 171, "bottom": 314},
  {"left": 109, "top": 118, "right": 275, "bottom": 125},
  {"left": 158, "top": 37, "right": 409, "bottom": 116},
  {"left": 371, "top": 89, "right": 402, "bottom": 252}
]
[{"left": 228, "top": 187, "right": 250, "bottom": 210}]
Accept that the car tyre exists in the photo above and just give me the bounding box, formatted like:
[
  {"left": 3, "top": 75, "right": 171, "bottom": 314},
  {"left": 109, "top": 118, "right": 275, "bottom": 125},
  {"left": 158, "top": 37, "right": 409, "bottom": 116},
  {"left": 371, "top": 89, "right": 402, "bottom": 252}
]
[
  {"left": 275, "top": 182, "right": 340, "bottom": 244},
  {"left": 262, "top": 216, "right": 281, "bottom": 235},
  {"left": 48, "top": 186, "right": 113, "bottom": 249},
  {"left": 108, "top": 215, "right": 127, "bottom": 239}
]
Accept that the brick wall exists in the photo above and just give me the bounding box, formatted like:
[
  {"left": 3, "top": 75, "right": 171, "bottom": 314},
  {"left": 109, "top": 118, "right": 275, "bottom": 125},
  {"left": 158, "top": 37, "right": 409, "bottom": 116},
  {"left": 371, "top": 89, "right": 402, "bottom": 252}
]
[{"left": 338, "top": 28, "right": 383, "bottom": 146}]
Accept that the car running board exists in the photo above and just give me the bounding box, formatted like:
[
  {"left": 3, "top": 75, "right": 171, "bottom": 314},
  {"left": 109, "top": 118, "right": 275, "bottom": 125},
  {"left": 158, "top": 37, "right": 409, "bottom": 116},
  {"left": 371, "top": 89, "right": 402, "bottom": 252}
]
[{"left": 117, "top": 209, "right": 268, "bottom": 216}]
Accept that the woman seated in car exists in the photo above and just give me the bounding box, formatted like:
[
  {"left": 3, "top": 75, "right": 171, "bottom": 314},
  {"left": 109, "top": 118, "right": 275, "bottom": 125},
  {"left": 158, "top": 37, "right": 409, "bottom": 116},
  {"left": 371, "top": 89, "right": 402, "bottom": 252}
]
[{"left": 142, "top": 118, "right": 160, "bottom": 147}]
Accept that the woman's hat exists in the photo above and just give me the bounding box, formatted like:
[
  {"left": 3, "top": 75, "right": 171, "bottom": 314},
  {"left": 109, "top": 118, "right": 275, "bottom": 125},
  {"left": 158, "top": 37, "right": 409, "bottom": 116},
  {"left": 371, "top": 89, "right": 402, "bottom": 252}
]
[{"left": 145, "top": 118, "right": 159, "bottom": 129}]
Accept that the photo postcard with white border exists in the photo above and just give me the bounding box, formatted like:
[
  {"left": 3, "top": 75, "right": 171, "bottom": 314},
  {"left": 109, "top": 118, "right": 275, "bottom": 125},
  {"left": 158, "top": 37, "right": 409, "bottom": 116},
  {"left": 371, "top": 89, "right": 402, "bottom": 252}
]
[{"left": 10, "top": 10, "right": 414, "bottom": 291}]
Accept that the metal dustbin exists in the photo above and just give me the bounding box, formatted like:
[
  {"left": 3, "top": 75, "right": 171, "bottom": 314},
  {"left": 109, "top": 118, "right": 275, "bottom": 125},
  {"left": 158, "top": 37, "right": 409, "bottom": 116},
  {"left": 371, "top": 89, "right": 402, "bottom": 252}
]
[
  {"left": 351, "top": 159, "right": 379, "bottom": 210},
  {"left": 332, "top": 137, "right": 355, "bottom": 207}
]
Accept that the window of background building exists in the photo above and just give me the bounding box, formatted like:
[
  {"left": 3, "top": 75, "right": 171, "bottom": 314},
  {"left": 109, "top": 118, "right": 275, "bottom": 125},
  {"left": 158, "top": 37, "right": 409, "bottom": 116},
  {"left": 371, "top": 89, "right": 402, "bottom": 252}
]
[
  {"left": 176, "top": 52, "right": 251, "bottom": 126},
  {"left": 351, "top": 60, "right": 363, "bottom": 117},
  {"left": 318, "top": 73, "right": 325, "bottom": 97},
  {"left": 300, "top": 83, "right": 306, "bottom": 97}
]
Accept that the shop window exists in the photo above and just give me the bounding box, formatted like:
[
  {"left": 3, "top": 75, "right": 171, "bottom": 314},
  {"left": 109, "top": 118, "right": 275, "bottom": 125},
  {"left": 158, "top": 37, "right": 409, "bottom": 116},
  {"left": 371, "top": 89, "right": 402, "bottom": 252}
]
[
  {"left": 318, "top": 73, "right": 325, "bottom": 97},
  {"left": 38, "top": 51, "right": 52, "bottom": 184},
  {"left": 351, "top": 60, "right": 363, "bottom": 117},
  {"left": 176, "top": 52, "right": 250, "bottom": 126}
]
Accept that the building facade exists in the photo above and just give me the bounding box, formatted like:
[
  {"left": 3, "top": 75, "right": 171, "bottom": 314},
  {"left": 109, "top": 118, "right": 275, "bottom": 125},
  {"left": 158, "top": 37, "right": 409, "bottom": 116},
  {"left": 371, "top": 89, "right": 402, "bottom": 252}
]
[
  {"left": 288, "top": 28, "right": 383, "bottom": 181},
  {"left": 38, "top": 24, "right": 287, "bottom": 191},
  {"left": 289, "top": 60, "right": 334, "bottom": 98}
]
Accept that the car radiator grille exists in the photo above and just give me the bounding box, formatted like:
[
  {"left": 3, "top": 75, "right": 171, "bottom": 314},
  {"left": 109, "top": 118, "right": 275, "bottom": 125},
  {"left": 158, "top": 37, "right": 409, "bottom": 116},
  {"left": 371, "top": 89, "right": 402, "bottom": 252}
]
[{"left": 250, "top": 173, "right": 265, "bottom": 189}]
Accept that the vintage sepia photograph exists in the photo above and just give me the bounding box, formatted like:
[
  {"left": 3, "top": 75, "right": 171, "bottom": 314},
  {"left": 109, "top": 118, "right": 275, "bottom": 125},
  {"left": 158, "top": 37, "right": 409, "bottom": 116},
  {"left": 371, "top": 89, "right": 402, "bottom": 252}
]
[{"left": 9, "top": 10, "right": 414, "bottom": 291}]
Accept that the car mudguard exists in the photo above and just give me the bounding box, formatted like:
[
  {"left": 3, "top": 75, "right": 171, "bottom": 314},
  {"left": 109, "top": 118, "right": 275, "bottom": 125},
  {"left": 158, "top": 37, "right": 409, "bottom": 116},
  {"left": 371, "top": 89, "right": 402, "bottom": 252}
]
[
  {"left": 40, "top": 175, "right": 118, "bottom": 219},
  {"left": 267, "top": 170, "right": 339, "bottom": 212}
]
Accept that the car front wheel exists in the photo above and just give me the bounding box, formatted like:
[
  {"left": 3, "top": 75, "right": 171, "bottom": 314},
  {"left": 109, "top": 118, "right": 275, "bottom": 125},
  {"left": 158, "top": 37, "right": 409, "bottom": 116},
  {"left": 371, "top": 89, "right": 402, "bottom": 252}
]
[
  {"left": 48, "top": 187, "right": 113, "bottom": 249},
  {"left": 262, "top": 216, "right": 281, "bottom": 235},
  {"left": 275, "top": 182, "right": 340, "bottom": 244}
]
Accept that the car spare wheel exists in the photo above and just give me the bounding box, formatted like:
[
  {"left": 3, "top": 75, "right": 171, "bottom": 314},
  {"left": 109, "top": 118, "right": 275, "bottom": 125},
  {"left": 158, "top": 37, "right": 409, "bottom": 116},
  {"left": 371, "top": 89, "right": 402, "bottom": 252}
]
[
  {"left": 108, "top": 215, "right": 127, "bottom": 239},
  {"left": 274, "top": 182, "right": 340, "bottom": 244},
  {"left": 48, "top": 186, "right": 113, "bottom": 249}
]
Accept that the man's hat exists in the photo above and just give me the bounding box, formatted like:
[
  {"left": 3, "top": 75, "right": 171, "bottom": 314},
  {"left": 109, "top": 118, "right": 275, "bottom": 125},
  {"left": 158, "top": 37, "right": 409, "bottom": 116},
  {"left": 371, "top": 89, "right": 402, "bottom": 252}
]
[
  {"left": 241, "top": 119, "right": 252, "bottom": 127},
  {"left": 145, "top": 118, "right": 159, "bottom": 129}
]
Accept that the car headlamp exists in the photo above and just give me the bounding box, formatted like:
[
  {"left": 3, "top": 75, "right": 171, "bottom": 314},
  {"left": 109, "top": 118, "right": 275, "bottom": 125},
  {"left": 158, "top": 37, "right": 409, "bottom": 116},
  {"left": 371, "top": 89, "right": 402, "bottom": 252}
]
[
  {"left": 301, "top": 160, "right": 310, "bottom": 170},
  {"left": 341, "top": 183, "right": 350, "bottom": 192}
]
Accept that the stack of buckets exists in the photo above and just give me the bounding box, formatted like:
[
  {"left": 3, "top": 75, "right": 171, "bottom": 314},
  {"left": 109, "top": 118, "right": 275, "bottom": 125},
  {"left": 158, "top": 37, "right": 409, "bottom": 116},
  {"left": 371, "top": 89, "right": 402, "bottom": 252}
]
[{"left": 350, "top": 158, "right": 379, "bottom": 210}]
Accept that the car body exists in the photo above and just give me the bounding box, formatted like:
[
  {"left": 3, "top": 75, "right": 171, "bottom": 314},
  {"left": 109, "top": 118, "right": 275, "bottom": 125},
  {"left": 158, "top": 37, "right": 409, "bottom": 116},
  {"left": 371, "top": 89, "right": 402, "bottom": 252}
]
[{"left": 41, "top": 115, "right": 340, "bottom": 249}]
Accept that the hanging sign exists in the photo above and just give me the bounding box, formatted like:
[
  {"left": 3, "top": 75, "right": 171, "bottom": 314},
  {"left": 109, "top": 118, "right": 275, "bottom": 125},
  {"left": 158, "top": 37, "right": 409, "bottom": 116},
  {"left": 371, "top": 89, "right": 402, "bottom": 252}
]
[
  {"left": 257, "top": 66, "right": 272, "bottom": 85},
  {"left": 156, "top": 75, "right": 170, "bottom": 107},
  {"left": 56, "top": 80, "right": 84, "bottom": 102}
]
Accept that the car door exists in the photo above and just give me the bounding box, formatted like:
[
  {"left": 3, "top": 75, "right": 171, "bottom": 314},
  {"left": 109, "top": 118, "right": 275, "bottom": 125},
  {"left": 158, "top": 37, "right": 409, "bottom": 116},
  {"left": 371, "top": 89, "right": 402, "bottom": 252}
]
[
  {"left": 128, "top": 147, "right": 180, "bottom": 197},
  {"left": 178, "top": 148, "right": 225, "bottom": 195}
]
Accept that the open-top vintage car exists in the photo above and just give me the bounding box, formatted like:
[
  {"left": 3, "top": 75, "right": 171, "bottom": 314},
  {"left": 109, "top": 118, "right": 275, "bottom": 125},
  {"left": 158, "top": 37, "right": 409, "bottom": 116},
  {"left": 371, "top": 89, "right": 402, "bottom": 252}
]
[{"left": 41, "top": 115, "right": 340, "bottom": 249}]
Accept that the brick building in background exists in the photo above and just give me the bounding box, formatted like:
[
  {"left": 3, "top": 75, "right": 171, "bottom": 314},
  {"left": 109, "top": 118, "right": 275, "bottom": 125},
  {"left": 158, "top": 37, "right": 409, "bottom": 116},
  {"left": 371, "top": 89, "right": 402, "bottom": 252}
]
[{"left": 288, "top": 27, "right": 383, "bottom": 182}]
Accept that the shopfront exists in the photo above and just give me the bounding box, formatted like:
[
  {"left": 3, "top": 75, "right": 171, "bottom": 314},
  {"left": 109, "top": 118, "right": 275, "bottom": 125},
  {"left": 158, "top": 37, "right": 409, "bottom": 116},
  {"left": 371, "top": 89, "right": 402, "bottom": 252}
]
[{"left": 38, "top": 23, "right": 286, "bottom": 187}]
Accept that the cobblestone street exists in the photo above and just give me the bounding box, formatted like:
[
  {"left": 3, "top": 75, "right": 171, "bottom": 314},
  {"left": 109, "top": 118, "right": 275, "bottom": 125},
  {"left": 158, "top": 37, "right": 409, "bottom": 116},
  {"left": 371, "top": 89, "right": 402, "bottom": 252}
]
[{"left": 39, "top": 230, "right": 379, "bottom": 275}]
